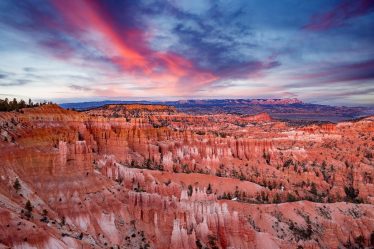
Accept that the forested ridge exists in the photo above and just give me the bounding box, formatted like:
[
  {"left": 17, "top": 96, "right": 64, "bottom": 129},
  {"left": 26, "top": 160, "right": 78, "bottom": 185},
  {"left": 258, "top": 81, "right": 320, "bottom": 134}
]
[{"left": 0, "top": 98, "right": 53, "bottom": 112}]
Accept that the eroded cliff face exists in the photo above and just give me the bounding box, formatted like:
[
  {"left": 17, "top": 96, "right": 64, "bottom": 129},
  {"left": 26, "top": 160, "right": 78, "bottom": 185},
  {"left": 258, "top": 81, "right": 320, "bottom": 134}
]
[{"left": 0, "top": 104, "right": 373, "bottom": 249}]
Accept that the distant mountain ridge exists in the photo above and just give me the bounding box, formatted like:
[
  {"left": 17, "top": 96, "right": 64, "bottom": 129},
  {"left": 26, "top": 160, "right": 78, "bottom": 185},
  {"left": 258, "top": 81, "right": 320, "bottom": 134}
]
[
  {"left": 59, "top": 98, "right": 374, "bottom": 122},
  {"left": 59, "top": 98, "right": 302, "bottom": 110}
]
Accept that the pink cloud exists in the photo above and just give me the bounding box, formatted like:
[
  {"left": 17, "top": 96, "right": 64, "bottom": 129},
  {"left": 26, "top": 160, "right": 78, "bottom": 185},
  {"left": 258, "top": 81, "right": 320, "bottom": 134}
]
[{"left": 50, "top": 0, "right": 218, "bottom": 94}]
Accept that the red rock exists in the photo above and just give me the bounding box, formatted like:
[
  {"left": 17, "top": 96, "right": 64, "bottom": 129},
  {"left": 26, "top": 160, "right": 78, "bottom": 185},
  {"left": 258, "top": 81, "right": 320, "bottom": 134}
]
[{"left": 0, "top": 104, "right": 373, "bottom": 248}]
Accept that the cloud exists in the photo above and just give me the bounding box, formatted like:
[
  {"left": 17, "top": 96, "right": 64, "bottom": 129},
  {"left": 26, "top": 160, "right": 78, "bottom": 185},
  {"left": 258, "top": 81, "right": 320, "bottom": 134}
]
[
  {"left": 303, "top": 0, "right": 374, "bottom": 31},
  {"left": 215, "top": 60, "right": 281, "bottom": 79},
  {"left": 0, "top": 74, "right": 8, "bottom": 79},
  {"left": 48, "top": 1, "right": 217, "bottom": 89},
  {"left": 0, "top": 0, "right": 281, "bottom": 94},
  {"left": 69, "top": 84, "right": 92, "bottom": 91},
  {"left": 165, "top": 2, "right": 263, "bottom": 77},
  {"left": 0, "top": 0, "right": 373, "bottom": 105},
  {"left": 286, "top": 59, "right": 374, "bottom": 87},
  {"left": 23, "top": 67, "right": 36, "bottom": 72},
  {"left": 0, "top": 79, "right": 31, "bottom": 87},
  {"left": 329, "top": 87, "right": 374, "bottom": 97},
  {"left": 9, "top": 0, "right": 221, "bottom": 92}
]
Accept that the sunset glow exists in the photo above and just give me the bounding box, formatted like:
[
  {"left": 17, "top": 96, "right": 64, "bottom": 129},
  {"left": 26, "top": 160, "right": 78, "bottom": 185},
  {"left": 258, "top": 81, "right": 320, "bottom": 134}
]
[{"left": 0, "top": 0, "right": 373, "bottom": 105}]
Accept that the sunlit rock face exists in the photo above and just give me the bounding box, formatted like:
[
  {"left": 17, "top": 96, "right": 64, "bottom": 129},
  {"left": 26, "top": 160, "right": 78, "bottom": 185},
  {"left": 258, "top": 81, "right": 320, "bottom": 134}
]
[{"left": 0, "top": 104, "right": 373, "bottom": 248}]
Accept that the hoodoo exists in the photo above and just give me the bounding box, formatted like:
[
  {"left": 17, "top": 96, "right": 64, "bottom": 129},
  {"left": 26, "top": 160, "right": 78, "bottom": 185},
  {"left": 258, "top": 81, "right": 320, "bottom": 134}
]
[{"left": 0, "top": 104, "right": 373, "bottom": 248}]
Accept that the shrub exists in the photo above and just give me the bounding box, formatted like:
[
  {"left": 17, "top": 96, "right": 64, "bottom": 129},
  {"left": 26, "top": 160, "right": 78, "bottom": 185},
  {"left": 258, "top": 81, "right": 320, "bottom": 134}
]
[
  {"left": 25, "top": 200, "right": 33, "bottom": 218},
  {"left": 77, "top": 132, "right": 84, "bottom": 141},
  {"left": 40, "top": 209, "right": 49, "bottom": 223},
  {"left": 283, "top": 159, "right": 293, "bottom": 168},
  {"left": 187, "top": 185, "right": 193, "bottom": 197},
  {"left": 13, "top": 178, "right": 21, "bottom": 192},
  {"left": 273, "top": 193, "right": 281, "bottom": 204},
  {"left": 239, "top": 172, "right": 246, "bottom": 181},
  {"left": 195, "top": 240, "right": 203, "bottom": 249},
  {"left": 344, "top": 186, "right": 359, "bottom": 202},
  {"left": 354, "top": 235, "right": 365, "bottom": 248},
  {"left": 287, "top": 193, "right": 297, "bottom": 202},
  {"left": 196, "top": 131, "right": 205, "bottom": 135},
  {"left": 208, "top": 235, "right": 219, "bottom": 249},
  {"left": 61, "top": 216, "right": 66, "bottom": 226},
  {"left": 206, "top": 184, "right": 212, "bottom": 194},
  {"left": 143, "top": 158, "right": 152, "bottom": 169},
  {"left": 181, "top": 164, "right": 190, "bottom": 173},
  {"left": 215, "top": 169, "right": 222, "bottom": 177},
  {"left": 310, "top": 183, "right": 318, "bottom": 195},
  {"left": 263, "top": 151, "right": 271, "bottom": 164}
]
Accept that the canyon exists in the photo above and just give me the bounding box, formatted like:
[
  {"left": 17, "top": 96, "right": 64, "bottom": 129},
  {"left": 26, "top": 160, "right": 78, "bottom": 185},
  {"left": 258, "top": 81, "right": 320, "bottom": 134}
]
[{"left": 0, "top": 104, "right": 373, "bottom": 249}]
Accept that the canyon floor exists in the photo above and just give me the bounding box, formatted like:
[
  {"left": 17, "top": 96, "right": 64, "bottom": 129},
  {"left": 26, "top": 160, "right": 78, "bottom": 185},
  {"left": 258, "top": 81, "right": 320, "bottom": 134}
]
[{"left": 0, "top": 104, "right": 373, "bottom": 249}]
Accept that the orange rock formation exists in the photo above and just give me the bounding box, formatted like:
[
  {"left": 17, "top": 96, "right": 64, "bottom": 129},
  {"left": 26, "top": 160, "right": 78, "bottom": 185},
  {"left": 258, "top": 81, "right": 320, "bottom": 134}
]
[{"left": 0, "top": 104, "right": 373, "bottom": 248}]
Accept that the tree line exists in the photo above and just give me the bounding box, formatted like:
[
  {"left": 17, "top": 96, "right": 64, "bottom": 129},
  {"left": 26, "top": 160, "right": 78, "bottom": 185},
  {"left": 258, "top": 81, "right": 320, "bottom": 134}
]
[{"left": 0, "top": 98, "right": 53, "bottom": 112}]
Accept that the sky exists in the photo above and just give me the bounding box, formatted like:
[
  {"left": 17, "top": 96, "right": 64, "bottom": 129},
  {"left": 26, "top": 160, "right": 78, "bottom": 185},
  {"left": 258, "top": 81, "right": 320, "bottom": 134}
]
[{"left": 0, "top": 0, "right": 373, "bottom": 106}]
